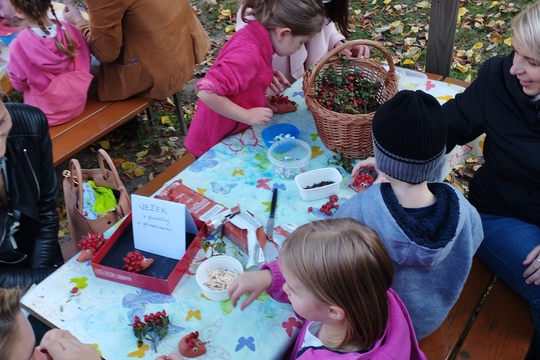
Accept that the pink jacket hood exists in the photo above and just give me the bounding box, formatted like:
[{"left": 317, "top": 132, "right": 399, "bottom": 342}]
[{"left": 8, "top": 21, "right": 90, "bottom": 93}]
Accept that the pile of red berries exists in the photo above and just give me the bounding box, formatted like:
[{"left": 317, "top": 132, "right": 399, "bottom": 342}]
[
  {"left": 122, "top": 250, "right": 147, "bottom": 273},
  {"left": 130, "top": 310, "right": 170, "bottom": 349},
  {"left": 77, "top": 233, "right": 106, "bottom": 257},
  {"left": 315, "top": 55, "right": 382, "bottom": 115},
  {"left": 270, "top": 94, "right": 297, "bottom": 106},
  {"left": 307, "top": 195, "right": 340, "bottom": 216}
]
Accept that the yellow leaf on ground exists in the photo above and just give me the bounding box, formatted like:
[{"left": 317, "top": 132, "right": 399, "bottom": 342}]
[
  {"left": 392, "top": 20, "right": 401, "bottom": 27},
  {"left": 504, "top": 37, "right": 512, "bottom": 46},
  {"left": 458, "top": 7, "right": 468, "bottom": 16},
  {"left": 354, "top": 9, "right": 361, "bottom": 14},
  {"left": 225, "top": 25, "right": 235, "bottom": 34},
  {"left": 489, "top": 33, "right": 503, "bottom": 43},
  {"left": 383, "top": 0, "right": 391, "bottom": 4},
  {"left": 160, "top": 115, "right": 175, "bottom": 126},
  {"left": 121, "top": 161, "right": 137, "bottom": 171},
  {"left": 220, "top": 9, "right": 231, "bottom": 16},
  {"left": 453, "top": 63, "right": 471, "bottom": 73},
  {"left": 98, "top": 140, "right": 110, "bottom": 150},
  {"left": 472, "top": 42, "right": 483, "bottom": 49},
  {"left": 135, "top": 150, "right": 148, "bottom": 159},
  {"left": 403, "top": 59, "right": 414, "bottom": 65},
  {"left": 134, "top": 167, "right": 145, "bottom": 177},
  {"left": 416, "top": 1, "right": 429, "bottom": 8},
  {"left": 464, "top": 74, "right": 472, "bottom": 82}
]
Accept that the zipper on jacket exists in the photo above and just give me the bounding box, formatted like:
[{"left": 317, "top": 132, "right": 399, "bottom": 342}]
[{"left": 23, "top": 149, "right": 41, "bottom": 199}]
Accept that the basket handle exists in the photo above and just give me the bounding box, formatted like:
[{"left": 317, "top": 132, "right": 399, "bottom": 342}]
[{"left": 306, "top": 39, "right": 396, "bottom": 90}]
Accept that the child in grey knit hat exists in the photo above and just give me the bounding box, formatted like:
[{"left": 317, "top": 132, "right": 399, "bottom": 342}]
[{"left": 333, "top": 90, "right": 484, "bottom": 339}]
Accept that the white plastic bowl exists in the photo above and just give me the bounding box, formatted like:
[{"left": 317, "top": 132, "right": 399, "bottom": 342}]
[
  {"left": 267, "top": 139, "right": 311, "bottom": 180},
  {"left": 195, "top": 256, "right": 244, "bottom": 301},
  {"left": 295, "top": 168, "right": 342, "bottom": 201}
]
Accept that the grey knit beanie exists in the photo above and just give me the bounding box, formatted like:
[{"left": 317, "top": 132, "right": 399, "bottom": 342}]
[{"left": 372, "top": 90, "right": 447, "bottom": 184}]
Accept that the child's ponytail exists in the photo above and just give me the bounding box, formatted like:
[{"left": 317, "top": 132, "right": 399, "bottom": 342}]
[{"left": 9, "top": 0, "right": 77, "bottom": 57}]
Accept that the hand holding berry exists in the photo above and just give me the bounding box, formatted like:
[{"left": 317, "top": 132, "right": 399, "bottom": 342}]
[
  {"left": 245, "top": 107, "right": 273, "bottom": 126},
  {"left": 351, "top": 157, "right": 387, "bottom": 184}
]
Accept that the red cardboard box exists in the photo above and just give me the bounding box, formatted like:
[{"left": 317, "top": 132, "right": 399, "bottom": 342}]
[{"left": 91, "top": 213, "right": 205, "bottom": 295}]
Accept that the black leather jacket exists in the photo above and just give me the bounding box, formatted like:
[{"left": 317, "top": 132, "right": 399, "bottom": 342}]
[{"left": 0, "top": 103, "right": 62, "bottom": 288}]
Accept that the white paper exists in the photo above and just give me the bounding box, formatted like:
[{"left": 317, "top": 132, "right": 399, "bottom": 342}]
[{"left": 131, "top": 194, "right": 198, "bottom": 260}]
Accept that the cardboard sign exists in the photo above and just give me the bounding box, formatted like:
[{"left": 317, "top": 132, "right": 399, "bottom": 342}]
[{"left": 131, "top": 194, "right": 198, "bottom": 260}]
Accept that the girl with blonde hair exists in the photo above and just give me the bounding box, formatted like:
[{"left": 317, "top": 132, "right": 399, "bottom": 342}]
[{"left": 228, "top": 218, "right": 426, "bottom": 359}]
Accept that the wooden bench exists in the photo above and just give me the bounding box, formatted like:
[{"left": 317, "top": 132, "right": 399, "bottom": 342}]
[
  {"left": 418, "top": 76, "right": 534, "bottom": 359},
  {"left": 50, "top": 93, "right": 156, "bottom": 167}
]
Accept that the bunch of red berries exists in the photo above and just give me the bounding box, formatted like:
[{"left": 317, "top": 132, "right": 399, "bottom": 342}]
[
  {"left": 77, "top": 233, "right": 106, "bottom": 256},
  {"left": 307, "top": 195, "right": 340, "bottom": 216},
  {"left": 122, "top": 250, "right": 147, "bottom": 273},
  {"left": 351, "top": 171, "right": 375, "bottom": 192},
  {"left": 315, "top": 55, "right": 382, "bottom": 115},
  {"left": 270, "top": 94, "right": 297, "bottom": 106},
  {"left": 130, "top": 310, "right": 170, "bottom": 351}
]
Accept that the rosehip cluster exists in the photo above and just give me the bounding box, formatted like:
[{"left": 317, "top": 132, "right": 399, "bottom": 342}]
[
  {"left": 352, "top": 171, "right": 375, "bottom": 191},
  {"left": 270, "top": 94, "right": 297, "bottom": 106},
  {"left": 123, "top": 250, "right": 146, "bottom": 273},
  {"left": 77, "top": 233, "right": 106, "bottom": 257},
  {"left": 130, "top": 310, "right": 170, "bottom": 351},
  {"left": 307, "top": 195, "right": 340, "bottom": 216}
]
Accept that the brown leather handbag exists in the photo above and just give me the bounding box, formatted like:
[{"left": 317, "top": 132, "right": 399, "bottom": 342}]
[{"left": 62, "top": 149, "right": 131, "bottom": 244}]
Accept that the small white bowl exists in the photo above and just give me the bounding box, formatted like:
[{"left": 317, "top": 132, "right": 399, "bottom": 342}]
[
  {"left": 195, "top": 256, "right": 244, "bottom": 301},
  {"left": 267, "top": 139, "right": 311, "bottom": 180},
  {"left": 295, "top": 168, "right": 342, "bottom": 201}
]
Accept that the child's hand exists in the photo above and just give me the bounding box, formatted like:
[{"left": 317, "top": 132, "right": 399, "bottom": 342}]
[
  {"left": 228, "top": 269, "right": 273, "bottom": 310},
  {"left": 351, "top": 157, "right": 387, "bottom": 183},
  {"left": 336, "top": 42, "right": 370, "bottom": 59},
  {"left": 268, "top": 70, "right": 291, "bottom": 94},
  {"left": 245, "top": 107, "right": 273, "bottom": 126},
  {"left": 63, "top": 3, "right": 84, "bottom": 25}
]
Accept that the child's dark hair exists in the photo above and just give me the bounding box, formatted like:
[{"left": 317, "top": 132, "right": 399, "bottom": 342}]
[
  {"left": 280, "top": 218, "right": 394, "bottom": 352},
  {"left": 241, "top": 0, "right": 325, "bottom": 37},
  {"left": 10, "top": 0, "right": 77, "bottom": 57},
  {"left": 324, "top": 0, "right": 350, "bottom": 39}
]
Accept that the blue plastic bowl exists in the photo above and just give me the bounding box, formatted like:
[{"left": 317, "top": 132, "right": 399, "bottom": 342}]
[{"left": 261, "top": 123, "right": 300, "bottom": 149}]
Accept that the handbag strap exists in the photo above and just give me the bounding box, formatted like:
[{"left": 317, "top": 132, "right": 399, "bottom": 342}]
[
  {"left": 68, "top": 157, "right": 86, "bottom": 213},
  {"left": 96, "top": 149, "right": 127, "bottom": 194}
]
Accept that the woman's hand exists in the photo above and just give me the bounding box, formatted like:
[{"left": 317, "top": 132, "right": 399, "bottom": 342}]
[
  {"left": 351, "top": 157, "right": 387, "bottom": 183},
  {"left": 228, "top": 269, "right": 272, "bottom": 310},
  {"left": 268, "top": 70, "right": 291, "bottom": 95},
  {"left": 336, "top": 42, "right": 370, "bottom": 59},
  {"left": 156, "top": 354, "right": 185, "bottom": 360},
  {"left": 62, "top": 3, "right": 84, "bottom": 25},
  {"left": 523, "top": 245, "right": 540, "bottom": 285},
  {"left": 36, "top": 329, "right": 101, "bottom": 360}
]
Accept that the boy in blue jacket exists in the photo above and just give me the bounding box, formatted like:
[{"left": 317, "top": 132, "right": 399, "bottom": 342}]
[{"left": 333, "top": 90, "right": 484, "bottom": 339}]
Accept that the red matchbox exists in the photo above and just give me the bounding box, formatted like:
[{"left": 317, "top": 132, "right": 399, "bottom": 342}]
[{"left": 91, "top": 213, "right": 205, "bottom": 295}]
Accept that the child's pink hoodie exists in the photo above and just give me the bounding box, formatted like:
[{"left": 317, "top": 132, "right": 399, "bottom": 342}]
[
  {"left": 7, "top": 21, "right": 90, "bottom": 98},
  {"left": 262, "top": 260, "right": 427, "bottom": 360}
]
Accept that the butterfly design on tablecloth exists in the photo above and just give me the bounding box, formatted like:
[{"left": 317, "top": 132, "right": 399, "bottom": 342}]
[
  {"left": 210, "top": 181, "right": 237, "bottom": 195},
  {"left": 310, "top": 133, "right": 319, "bottom": 141},
  {"left": 221, "top": 128, "right": 259, "bottom": 153},
  {"left": 425, "top": 81, "right": 435, "bottom": 91},
  {"left": 127, "top": 343, "right": 150, "bottom": 358},
  {"left": 232, "top": 169, "right": 244, "bottom": 176},
  {"left": 311, "top": 146, "right": 324, "bottom": 158},
  {"left": 235, "top": 336, "right": 256, "bottom": 352},
  {"left": 256, "top": 178, "right": 272, "bottom": 190},
  {"left": 282, "top": 317, "right": 303, "bottom": 337},
  {"left": 122, "top": 289, "right": 175, "bottom": 320},
  {"left": 70, "top": 277, "right": 88, "bottom": 290},
  {"left": 189, "top": 150, "right": 218, "bottom": 172},
  {"left": 186, "top": 309, "right": 202, "bottom": 321},
  {"left": 273, "top": 183, "right": 286, "bottom": 191},
  {"left": 292, "top": 91, "right": 304, "bottom": 98}
]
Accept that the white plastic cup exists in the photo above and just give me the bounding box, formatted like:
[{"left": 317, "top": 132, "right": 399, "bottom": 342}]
[{"left": 195, "top": 256, "right": 244, "bottom": 301}]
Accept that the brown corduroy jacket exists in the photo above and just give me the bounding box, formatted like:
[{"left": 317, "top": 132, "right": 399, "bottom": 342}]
[{"left": 76, "top": 0, "right": 210, "bottom": 101}]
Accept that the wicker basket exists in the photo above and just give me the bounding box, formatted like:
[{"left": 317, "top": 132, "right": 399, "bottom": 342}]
[{"left": 303, "top": 40, "right": 398, "bottom": 159}]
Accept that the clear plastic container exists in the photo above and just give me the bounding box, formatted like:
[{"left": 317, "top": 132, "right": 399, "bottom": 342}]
[{"left": 267, "top": 139, "right": 311, "bottom": 179}]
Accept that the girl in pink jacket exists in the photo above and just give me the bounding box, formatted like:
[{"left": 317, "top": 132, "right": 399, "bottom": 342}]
[
  {"left": 184, "top": 0, "right": 325, "bottom": 158},
  {"left": 7, "top": 0, "right": 91, "bottom": 126},
  {"left": 228, "top": 218, "right": 427, "bottom": 360}
]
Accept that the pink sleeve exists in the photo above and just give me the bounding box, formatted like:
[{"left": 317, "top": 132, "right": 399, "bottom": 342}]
[
  {"left": 6, "top": 39, "right": 29, "bottom": 91},
  {"left": 261, "top": 260, "right": 290, "bottom": 304}
]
